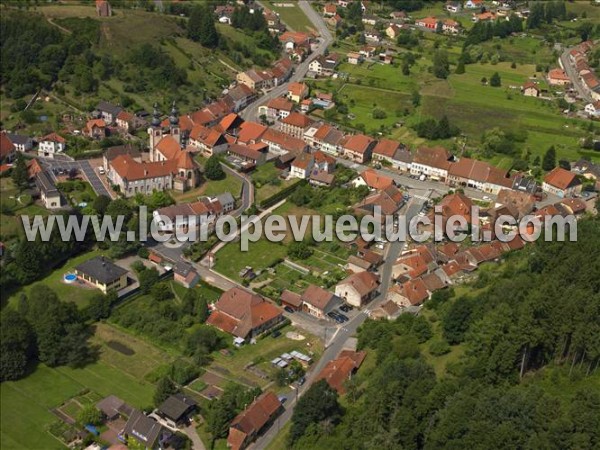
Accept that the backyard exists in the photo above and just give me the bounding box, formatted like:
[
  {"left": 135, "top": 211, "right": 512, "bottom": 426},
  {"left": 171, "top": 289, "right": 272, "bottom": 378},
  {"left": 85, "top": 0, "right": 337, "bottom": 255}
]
[{"left": 251, "top": 162, "right": 300, "bottom": 204}]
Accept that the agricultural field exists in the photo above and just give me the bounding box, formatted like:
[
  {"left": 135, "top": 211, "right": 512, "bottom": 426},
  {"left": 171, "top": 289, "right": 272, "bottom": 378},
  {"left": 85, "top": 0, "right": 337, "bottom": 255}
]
[{"left": 262, "top": 0, "right": 314, "bottom": 33}]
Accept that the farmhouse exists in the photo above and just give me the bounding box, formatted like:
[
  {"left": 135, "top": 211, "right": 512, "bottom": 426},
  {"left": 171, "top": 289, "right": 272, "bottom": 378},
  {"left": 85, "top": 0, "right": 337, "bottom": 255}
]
[
  {"left": 301, "top": 285, "right": 341, "bottom": 319},
  {"left": 206, "top": 288, "right": 284, "bottom": 339},
  {"left": 522, "top": 81, "right": 540, "bottom": 97},
  {"left": 542, "top": 167, "right": 582, "bottom": 198},
  {"left": 548, "top": 68, "right": 571, "bottom": 86},
  {"left": 74, "top": 256, "right": 129, "bottom": 294}
]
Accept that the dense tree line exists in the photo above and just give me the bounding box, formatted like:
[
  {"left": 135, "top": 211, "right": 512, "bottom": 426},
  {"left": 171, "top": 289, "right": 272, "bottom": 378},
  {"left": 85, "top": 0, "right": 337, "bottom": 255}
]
[
  {"left": 413, "top": 115, "right": 460, "bottom": 140},
  {"left": 464, "top": 15, "right": 523, "bottom": 47},
  {"left": 526, "top": 1, "right": 567, "bottom": 30},
  {"left": 1, "top": 285, "right": 93, "bottom": 381},
  {"left": 289, "top": 216, "right": 600, "bottom": 449}
]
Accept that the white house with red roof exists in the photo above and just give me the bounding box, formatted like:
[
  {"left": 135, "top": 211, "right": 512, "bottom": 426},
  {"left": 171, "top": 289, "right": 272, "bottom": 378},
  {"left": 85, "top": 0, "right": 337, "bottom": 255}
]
[{"left": 38, "top": 133, "right": 66, "bottom": 159}]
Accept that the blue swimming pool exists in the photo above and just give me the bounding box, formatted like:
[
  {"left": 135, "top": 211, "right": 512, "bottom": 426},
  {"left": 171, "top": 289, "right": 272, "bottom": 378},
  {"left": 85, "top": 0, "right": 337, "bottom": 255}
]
[{"left": 64, "top": 273, "right": 77, "bottom": 283}]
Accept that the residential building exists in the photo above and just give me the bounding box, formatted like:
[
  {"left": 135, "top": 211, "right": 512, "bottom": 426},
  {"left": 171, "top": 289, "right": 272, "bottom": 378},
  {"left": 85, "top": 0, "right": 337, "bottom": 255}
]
[
  {"left": 6, "top": 133, "right": 33, "bottom": 153},
  {"left": 542, "top": 167, "right": 582, "bottom": 198},
  {"left": 312, "top": 124, "right": 344, "bottom": 155},
  {"left": 364, "top": 30, "right": 381, "bottom": 43},
  {"left": 352, "top": 168, "right": 394, "bottom": 191},
  {"left": 236, "top": 121, "right": 268, "bottom": 145},
  {"left": 446, "top": 1, "right": 462, "bottom": 13},
  {"left": 335, "top": 272, "right": 379, "bottom": 308},
  {"left": 465, "top": 0, "right": 483, "bottom": 8},
  {"left": 35, "top": 170, "right": 61, "bottom": 209},
  {"left": 0, "top": 132, "right": 16, "bottom": 163},
  {"left": 281, "top": 290, "right": 303, "bottom": 311},
  {"left": 153, "top": 196, "right": 226, "bottom": 231},
  {"left": 300, "top": 284, "right": 341, "bottom": 319},
  {"left": 116, "top": 110, "right": 135, "bottom": 132},
  {"left": 236, "top": 69, "right": 274, "bottom": 91},
  {"left": 584, "top": 101, "right": 600, "bottom": 118},
  {"left": 189, "top": 125, "right": 228, "bottom": 156},
  {"left": 410, "top": 146, "right": 453, "bottom": 181},
  {"left": 38, "top": 132, "right": 65, "bottom": 158},
  {"left": 496, "top": 189, "right": 536, "bottom": 219},
  {"left": 156, "top": 394, "right": 196, "bottom": 429},
  {"left": 447, "top": 157, "right": 512, "bottom": 193},
  {"left": 437, "top": 192, "right": 475, "bottom": 230},
  {"left": 314, "top": 350, "right": 366, "bottom": 394},
  {"left": 287, "top": 82, "right": 309, "bottom": 103},
  {"left": 354, "top": 185, "right": 405, "bottom": 222},
  {"left": 547, "top": 68, "right": 571, "bottom": 86},
  {"left": 290, "top": 152, "right": 314, "bottom": 179},
  {"left": 103, "top": 144, "right": 141, "bottom": 173},
  {"left": 323, "top": 3, "right": 337, "bottom": 17},
  {"left": 280, "top": 112, "right": 313, "bottom": 139},
  {"left": 173, "top": 263, "right": 200, "bottom": 289},
  {"left": 327, "top": 14, "right": 343, "bottom": 28},
  {"left": 74, "top": 256, "right": 128, "bottom": 293},
  {"left": 369, "top": 300, "right": 401, "bottom": 320},
  {"left": 308, "top": 55, "right": 338, "bottom": 77},
  {"left": 347, "top": 52, "right": 363, "bottom": 65},
  {"left": 227, "top": 143, "right": 268, "bottom": 167},
  {"left": 122, "top": 410, "right": 165, "bottom": 449},
  {"left": 261, "top": 128, "right": 308, "bottom": 156},
  {"left": 227, "top": 392, "right": 283, "bottom": 450},
  {"left": 259, "top": 97, "right": 294, "bottom": 120},
  {"left": 95, "top": 101, "right": 122, "bottom": 124},
  {"left": 225, "top": 84, "right": 257, "bottom": 112},
  {"left": 341, "top": 134, "right": 375, "bottom": 163},
  {"left": 386, "top": 24, "right": 403, "bottom": 40},
  {"left": 206, "top": 288, "right": 284, "bottom": 339},
  {"left": 416, "top": 16, "right": 437, "bottom": 30},
  {"left": 522, "top": 81, "right": 540, "bottom": 97},
  {"left": 371, "top": 139, "right": 411, "bottom": 171},
  {"left": 271, "top": 58, "right": 294, "bottom": 86},
  {"left": 388, "top": 278, "right": 429, "bottom": 307},
  {"left": 85, "top": 118, "right": 107, "bottom": 139}
]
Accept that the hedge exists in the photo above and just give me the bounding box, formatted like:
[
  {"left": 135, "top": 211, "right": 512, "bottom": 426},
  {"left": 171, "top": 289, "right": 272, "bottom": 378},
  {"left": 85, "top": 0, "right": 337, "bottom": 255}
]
[{"left": 258, "top": 179, "right": 307, "bottom": 209}]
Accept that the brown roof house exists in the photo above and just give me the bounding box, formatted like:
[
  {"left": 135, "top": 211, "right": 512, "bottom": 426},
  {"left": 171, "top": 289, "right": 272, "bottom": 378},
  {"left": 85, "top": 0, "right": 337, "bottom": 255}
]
[
  {"left": 410, "top": 146, "right": 453, "bottom": 181},
  {"left": 542, "top": 167, "right": 582, "bottom": 198},
  {"left": 335, "top": 271, "right": 379, "bottom": 308},
  {"left": 314, "top": 350, "right": 366, "bottom": 394},
  {"left": 388, "top": 278, "right": 429, "bottom": 307},
  {"left": 281, "top": 290, "right": 303, "bottom": 311},
  {"left": 341, "top": 134, "right": 375, "bottom": 163},
  {"left": 227, "top": 392, "right": 283, "bottom": 450},
  {"left": 206, "top": 288, "right": 284, "bottom": 340},
  {"left": 300, "top": 285, "right": 341, "bottom": 319}
]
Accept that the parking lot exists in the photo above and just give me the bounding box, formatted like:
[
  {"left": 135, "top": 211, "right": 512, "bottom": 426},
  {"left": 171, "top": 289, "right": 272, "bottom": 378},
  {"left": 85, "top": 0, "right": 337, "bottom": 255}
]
[{"left": 41, "top": 158, "right": 114, "bottom": 198}]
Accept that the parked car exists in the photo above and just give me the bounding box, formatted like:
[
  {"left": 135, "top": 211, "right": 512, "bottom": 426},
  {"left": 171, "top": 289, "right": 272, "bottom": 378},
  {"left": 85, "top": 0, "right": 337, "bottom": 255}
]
[
  {"left": 284, "top": 306, "right": 295, "bottom": 314},
  {"left": 337, "top": 312, "right": 349, "bottom": 322},
  {"left": 98, "top": 167, "right": 105, "bottom": 175}
]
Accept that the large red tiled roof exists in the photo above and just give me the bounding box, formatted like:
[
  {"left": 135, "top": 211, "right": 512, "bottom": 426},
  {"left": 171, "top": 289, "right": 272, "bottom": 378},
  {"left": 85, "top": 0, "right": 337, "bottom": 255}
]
[{"left": 544, "top": 167, "right": 580, "bottom": 190}]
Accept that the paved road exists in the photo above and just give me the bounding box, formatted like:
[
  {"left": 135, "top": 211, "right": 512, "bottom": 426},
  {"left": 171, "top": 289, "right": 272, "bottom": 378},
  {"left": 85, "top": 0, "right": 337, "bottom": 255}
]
[
  {"left": 240, "top": 0, "right": 334, "bottom": 123},
  {"left": 40, "top": 157, "right": 113, "bottom": 198},
  {"left": 251, "top": 198, "right": 425, "bottom": 450},
  {"left": 560, "top": 47, "right": 592, "bottom": 103}
]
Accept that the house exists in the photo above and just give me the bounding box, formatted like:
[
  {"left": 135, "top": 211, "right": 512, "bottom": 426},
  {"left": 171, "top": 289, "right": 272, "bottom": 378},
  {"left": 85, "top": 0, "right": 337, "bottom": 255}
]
[
  {"left": 206, "top": 288, "right": 284, "bottom": 339},
  {"left": 313, "top": 92, "right": 335, "bottom": 109},
  {"left": 446, "top": 1, "right": 462, "bottom": 13},
  {"left": 96, "top": 395, "right": 133, "bottom": 421},
  {"left": 542, "top": 167, "right": 582, "bottom": 198},
  {"left": 301, "top": 284, "right": 341, "bottom": 319},
  {"left": 416, "top": 16, "right": 438, "bottom": 30},
  {"left": 390, "top": 10, "right": 407, "bottom": 20},
  {"left": 341, "top": 134, "right": 375, "bottom": 163},
  {"left": 335, "top": 271, "right": 379, "bottom": 307},
  {"left": 311, "top": 124, "right": 344, "bottom": 155},
  {"left": 437, "top": 192, "right": 475, "bottom": 230},
  {"left": 496, "top": 189, "right": 536, "bottom": 219},
  {"left": 323, "top": 3, "right": 337, "bottom": 17},
  {"left": 261, "top": 128, "right": 308, "bottom": 156},
  {"left": 314, "top": 350, "right": 366, "bottom": 394},
  {"left": 410, "top": 146, "right": 453, "bottom": 181},
  {"left": 271, "top": 58, "right": 294, "bottom": 86},
  {"left": 447, "top": 157, "right": 512, "bottom": 193},
  {"left": 0, "top": 132, "right": 16, "bottom": 163},
  {"left": 116, "top": 110, "right": 135, "bottom": 132},
  {"left": 473, "top": 11, "right": 497, "bottom": 22},
  {"left": 173, "top": 263, "right": 200, "bottom": 289},
  {"left": 512, "top": 174, "right": 538, "bottom": 194},
  {"left": 309, "top": 55, "right": 338, "bottom": 77},
  {"left": 281, "top": 289, "right": 303, "bottom": 311},
  {"left": 465, "top": 0, "right": 483, "bottom": 8},
  {"left": 38, "top": 132, "right": 66, "bottom": 158},
  {"left": 189, "top": 125, "right": 228, "bottom": 156},
  {"left": 122, "top": 410, "right": 165, "bottom": 449},
  {"left": 27, "top": 158, "right": 43, "bottom": 180},
  {"left": 227, "top": 392, "right": 283, "bottom": 450},
  {"left": 85, "top": 118, "right": 107, "bottom": 139},
  {"left": 389, "top": 278, "right": 429, "bottom": 307},
  {"left": 369, "top": 300, "right": 401, "bottom": 320},
  {"left": 6, "top": 133, "right": 33, "bottom": 153},
  {"left": 548, "top": 68, "right": 571, "bottom": 86},
  {"left": 327, "top": 14, "right": 343, "bottom": 28},
  {"left": 74, "top": 256, "right": 128, "bottom": 294},
  {"left": 290, "top": 153, "right": 314, "bottom": 179},
  {"left": 156, "top": 394, "right": 197, "bottom": 429},
  {"left": 96, "top": 0, "right": 112, "bottom": 16},
  {"left": 309, "top": 169, "right": 335, "bottom": 187},
  {"left": 372, "top": 139, "right": 407, "bottom": 166},
  {"left": 224, "top": 84, "right": 257, "bottom": 112},
  {"left": 522, "top": 81, "right": 540, "bottom": 97},
  {"left": 584, "top": 101, "right": 600, "bottom": 118},
  {"left": 35, "top": 170, "right": 61, "bottom": 209},
  {"left": 347, "top": 52, "right": 363, "bottom": 65},
  {"left": 287, "top": 82, "right": 309, "bottom": 103},
  {"left": 386, "top": 24, "right": 403, "bottom": 40},
  {"left": 442, "top": 19, "right": 461, "bottom": 34},
  {"left": 260, "top": 97, "right": 294, "bottom": 120},
  {"left": 96, "top": 101, "right": 122, "bottom": 124},
  {"left": 352, "top": 168, "right": 394, "bottom": 191},
  {"left": 278, "top": 31, "right": 311, "bottom": 53},
  {"left": 153, "top": 197, "right": 224, "bottom": 232},
  {"left": 236, "top": 121, "right": 268, "bottom": 145},
  {"left": 364, "top": 30, "right": 381, "bottom": 43},
  {"left": 362, "top": 14, "right": 378, "bottom": 26},
  {"left": 280, "top": 112, "right": 313, "bottom": 139},
  {"left": 236, "top": 69, "right": 274, "bottom": 91},
  {"left": 359, "top": 45, "right": 378, "bottom": 58},
  {"left": 355, "top": 185, "right": 405, "bottom": 222}
]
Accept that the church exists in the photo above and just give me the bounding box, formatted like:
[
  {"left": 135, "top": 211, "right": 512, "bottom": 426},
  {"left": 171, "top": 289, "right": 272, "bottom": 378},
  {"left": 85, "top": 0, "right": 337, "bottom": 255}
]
[{"left": 107, "top": 102, "right": 200, "bottom": 197}]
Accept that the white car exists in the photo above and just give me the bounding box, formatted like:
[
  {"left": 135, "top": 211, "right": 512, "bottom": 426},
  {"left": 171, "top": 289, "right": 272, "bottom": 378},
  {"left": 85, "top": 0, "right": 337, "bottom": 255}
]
[
  {"left": 97, "top": 167, "right": 105, "bottom": 175},
  {"left": 482, "top": 195, "right": 491, "bottom": 201}
]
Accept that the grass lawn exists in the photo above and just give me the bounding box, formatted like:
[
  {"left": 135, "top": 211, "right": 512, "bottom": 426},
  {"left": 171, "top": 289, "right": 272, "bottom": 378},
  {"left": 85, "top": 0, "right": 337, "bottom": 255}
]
[
  {"left": 213, "top": 238, "right": 288, "bottom": 282},
  {"left": 208, "top": 324, "right": 323, "bottom": 389},
  {"left": 252, "top": 162, "right": 299, "bottom": 204},
  {"left": 6, "top": 249, "right": 106, "bottom": 309},
  {"left": 262, "top": 0, "right": 314, "bottom": 33},
  {"left": 1, "top": 354, "right": 155, "bottom": 450},
  {"left": 0, "top": 178, "right": 50, "bottom": 241},
  {"left": 171, "top": 171, "right": 244, "bottom": 204}
]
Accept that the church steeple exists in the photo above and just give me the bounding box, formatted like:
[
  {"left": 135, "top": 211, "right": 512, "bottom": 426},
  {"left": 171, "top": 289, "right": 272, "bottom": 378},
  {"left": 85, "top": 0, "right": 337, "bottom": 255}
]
[
  {"left": 151, "top": 103, "right": 161, "bottom": 128},
  {"left": 169, "top": 101, "right": 179, "bottom": 127}
]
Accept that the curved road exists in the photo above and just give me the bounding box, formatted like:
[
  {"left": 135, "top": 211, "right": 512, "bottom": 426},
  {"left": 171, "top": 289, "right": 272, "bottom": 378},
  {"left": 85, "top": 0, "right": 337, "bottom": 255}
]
[{"left": 240, "top": 1, "right": 333, "bottom": 123}]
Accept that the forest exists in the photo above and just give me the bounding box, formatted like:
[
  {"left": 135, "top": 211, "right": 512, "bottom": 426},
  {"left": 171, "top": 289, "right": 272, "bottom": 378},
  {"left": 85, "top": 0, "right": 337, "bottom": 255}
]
[{"left": 289, "top": 216, "right": 600, "bottom": 449}]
